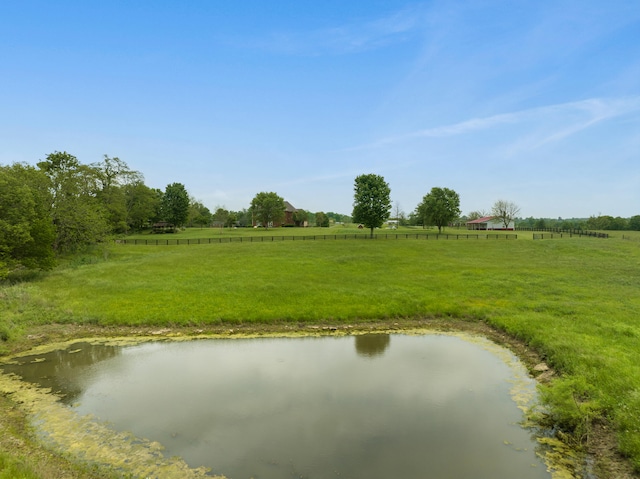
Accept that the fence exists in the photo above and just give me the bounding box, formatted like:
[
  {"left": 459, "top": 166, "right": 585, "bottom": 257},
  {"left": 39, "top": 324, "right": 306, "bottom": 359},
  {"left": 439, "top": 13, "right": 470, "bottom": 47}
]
[
  {"left": 116, "top": 233, "right": 519, "bottom": 246},
  {"left": 533, "top": 233, "right": 565, "bottom": 240},
  {"left": 622, "top": 235, "right": 640, "bottom": 242},
  {"left": 519, "top": 227, "right": 608, "bottom": 238}
]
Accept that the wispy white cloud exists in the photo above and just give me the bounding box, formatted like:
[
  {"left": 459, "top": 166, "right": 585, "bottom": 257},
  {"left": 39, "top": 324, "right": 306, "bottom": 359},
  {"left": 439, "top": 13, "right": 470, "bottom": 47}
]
[
  {"left": 346, "top": 96, "right": 640, "bottom": 152},
  {"left": 240, "top": 5, "right": 427, "bottom": 55},
  {"left": 535, "top": 97, "right": 640, "bottom": 145}
]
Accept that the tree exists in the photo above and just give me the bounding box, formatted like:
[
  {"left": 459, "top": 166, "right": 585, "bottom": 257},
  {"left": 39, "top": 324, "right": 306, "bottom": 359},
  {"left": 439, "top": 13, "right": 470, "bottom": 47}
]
[
  {"left": 327, "top": 212, "right": 351, "bottom": 224},
  {"left": 392, "top": 201, "right": 406, "bottom": 227},
  {"left": 611, "top": 216, "right": 629, "bottom": 230},
  {"left": 225, "top": 211, "right": 238, "bottom": 228},
  {"left": 0, "top": 164, "right": 56, "bottom": 278},
  {"left": 629, "top": 215, "right": 640, "bottom": 231},
  {"left": 315, "top": 211, "right": 329, "bottom": 227},
  {"left": 234, "top": 208, "right": 252, "bottom": 227},
  {"left": 293, "top": 209, "right": 309, "bottom": 227},
  {"left": 161, "top": 183, "right": 190, "bottom": 228},
  {"left": 189, "top": 201, "right": 212, "bottom": 228},
  {"left": 37, "top": 151, "right": 110, "bottom": 252},
  {"left": 467, "top": 210, "right": 488, "bottom": 221},
  {"left": 124, "top": 182, "right": 162, "bottom": 231},
  {"left": 251, "top": 192, "right": 285, "bottom": 229},
  {"left": 92, "top": 155, "right": 143, "bottom": 234},
  {"left": 534, "top": 218, "right": 547, "bottom": 229},
  {"left": 415, "top": 187, "right": 461, "bottom": 233},
  {"left": 586, "top": 215, "right": 627, "bottom": 231},
  {"left": 352, "top": 174, "right": 391, "bottom": 238},
  {"left": 491, "top": 200, "right": 520, "bottom": 229},
  {"left": 212, "top": 207, "right": 229, "bottom": 228}
]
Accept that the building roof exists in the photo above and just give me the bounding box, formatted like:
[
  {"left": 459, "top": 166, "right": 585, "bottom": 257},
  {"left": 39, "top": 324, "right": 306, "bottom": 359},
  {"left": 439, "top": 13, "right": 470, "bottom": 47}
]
[
  {"left": 284, "top": 201, "right": 297, "bottom": 212},
  {"left": 466, "top": 216, "right": 495, "bottom": 224}
]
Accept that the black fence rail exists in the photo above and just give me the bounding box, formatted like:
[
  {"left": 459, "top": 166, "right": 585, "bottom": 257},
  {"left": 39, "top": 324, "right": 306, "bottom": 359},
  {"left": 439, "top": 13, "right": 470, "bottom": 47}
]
[
  {"left": 622, "top": 235, "right": 640, "bottom": 242},
  {"left": 533, "top": 233, "right": 566, "bottom": 240},
  {"left": 518, "top": 227, "right": 608, "bottom": 238},
  {"left": 116, "top": 233, "right": 519, "bottom": 246}
]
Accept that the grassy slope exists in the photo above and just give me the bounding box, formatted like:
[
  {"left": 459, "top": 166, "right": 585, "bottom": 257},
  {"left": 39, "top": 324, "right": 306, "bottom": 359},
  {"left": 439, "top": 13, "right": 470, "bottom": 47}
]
[{"left": 2, "top": 227, "right": 640, "bottom": 475}]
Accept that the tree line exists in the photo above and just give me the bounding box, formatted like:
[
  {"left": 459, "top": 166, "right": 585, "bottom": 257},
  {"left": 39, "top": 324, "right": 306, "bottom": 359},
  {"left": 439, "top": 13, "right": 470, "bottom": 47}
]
[
  {"left": 0, "top": 152, "right": 353, "bottom": 278},
  {"left": 2, "top": 154, "right": 638, "bottom": 280},
  {"left": 1, "top": 152, "right": 177, "bottom": 278}
]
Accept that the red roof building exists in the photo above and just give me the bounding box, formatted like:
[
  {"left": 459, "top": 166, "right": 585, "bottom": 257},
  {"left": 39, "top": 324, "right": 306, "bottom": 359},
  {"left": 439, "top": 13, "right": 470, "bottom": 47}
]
[{"left": 465, "top": 216, "right": 514, "bottom": 230}]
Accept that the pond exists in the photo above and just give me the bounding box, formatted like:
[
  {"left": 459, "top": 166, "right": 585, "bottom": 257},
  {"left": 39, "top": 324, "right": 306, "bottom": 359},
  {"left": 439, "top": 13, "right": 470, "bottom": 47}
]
[{"left": 1, "top": 333, "right": 552, "bottom": 479}]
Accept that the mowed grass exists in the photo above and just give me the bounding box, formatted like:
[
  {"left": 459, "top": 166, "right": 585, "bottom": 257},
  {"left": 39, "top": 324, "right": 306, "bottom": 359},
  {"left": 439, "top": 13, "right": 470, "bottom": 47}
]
[{"left": 3, "top": 230, "right": 640, "bottom": 472}]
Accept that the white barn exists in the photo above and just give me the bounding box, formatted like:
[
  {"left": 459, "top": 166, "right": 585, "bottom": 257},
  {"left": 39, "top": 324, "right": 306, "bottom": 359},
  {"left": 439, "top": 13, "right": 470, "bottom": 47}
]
[{"left": 466, "top": 216, "right": 514, "bottom": 230}]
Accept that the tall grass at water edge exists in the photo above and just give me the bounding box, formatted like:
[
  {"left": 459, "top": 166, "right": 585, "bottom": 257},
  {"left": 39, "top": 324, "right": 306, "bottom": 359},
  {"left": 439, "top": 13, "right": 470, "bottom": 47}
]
[{"left": 2, "top": 231, "right": 640, "bottom": 470}]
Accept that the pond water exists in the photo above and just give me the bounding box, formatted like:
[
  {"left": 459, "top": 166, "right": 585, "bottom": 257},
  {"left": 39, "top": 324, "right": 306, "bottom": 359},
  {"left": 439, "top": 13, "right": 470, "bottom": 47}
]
[{"left": 2, "top": 334, "right": 551, "bottom": 479}]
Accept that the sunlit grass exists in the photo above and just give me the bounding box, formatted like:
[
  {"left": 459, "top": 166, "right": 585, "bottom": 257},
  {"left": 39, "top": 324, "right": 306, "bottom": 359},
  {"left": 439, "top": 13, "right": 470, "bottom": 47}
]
[
  {"left": 0, "top": 453, "right": 39, "bottom": 479},
  {"left": 3, "top": 234, "right": 640, "bottom": 470}
]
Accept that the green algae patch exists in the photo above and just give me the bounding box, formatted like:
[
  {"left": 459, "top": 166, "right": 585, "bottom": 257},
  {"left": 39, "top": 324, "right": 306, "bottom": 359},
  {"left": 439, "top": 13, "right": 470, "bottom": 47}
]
[{"left": 0, "top": 371, "right": 226, "bottom": 479}]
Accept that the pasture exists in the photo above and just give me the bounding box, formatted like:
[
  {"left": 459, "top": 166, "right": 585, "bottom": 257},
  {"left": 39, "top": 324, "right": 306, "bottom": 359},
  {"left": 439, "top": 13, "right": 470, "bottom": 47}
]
[{"left": 1, "top": 226, "right": 640, "bottom": 478}]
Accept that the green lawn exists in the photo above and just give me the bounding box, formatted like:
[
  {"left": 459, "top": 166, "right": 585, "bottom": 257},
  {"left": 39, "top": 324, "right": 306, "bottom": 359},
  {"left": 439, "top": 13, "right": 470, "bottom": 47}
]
[{"left": 2, "top": 229, "right": 640, "bottom": 475}]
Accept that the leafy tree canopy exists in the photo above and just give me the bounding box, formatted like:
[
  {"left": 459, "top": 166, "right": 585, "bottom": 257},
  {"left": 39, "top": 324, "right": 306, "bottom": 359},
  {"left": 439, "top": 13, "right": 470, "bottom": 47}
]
[
  {"left": 161, "top": 183, "right": 190, "bottom": 228},
  {"left": 415, "top": 187, "right": 461, "bottom": 233},
  {"left": 124, "top": 182, "right": 162, "bottom": 231},
  {"left": 315, "top": 211, "right": 329, "bottom": 227},
  {"left": 251, "top": 192, "right": 285, "bottom": 229},
  {"left": 0, "top": 164, "right": 55, "bottom": 278},
  {"left": 37, "top": 151, "right": 110, "bottom": 252},
  {"left": 352, "top": 174, "right": 391, "bottom": 237},
  {"left": 293, "top": 209, "right": 309, "bottom": 226}
]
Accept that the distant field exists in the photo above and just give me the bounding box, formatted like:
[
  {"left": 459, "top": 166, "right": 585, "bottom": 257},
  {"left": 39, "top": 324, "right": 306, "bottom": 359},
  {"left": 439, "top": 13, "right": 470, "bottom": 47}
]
[
  {"left": 123, "top": 225, "right": 528, "bottom": 241},
  {"left": 2, "top": 229, "right": 640, "bottom": 475},
  {"left": 124, "top": 224, "right": 440, "bottom": 239}
]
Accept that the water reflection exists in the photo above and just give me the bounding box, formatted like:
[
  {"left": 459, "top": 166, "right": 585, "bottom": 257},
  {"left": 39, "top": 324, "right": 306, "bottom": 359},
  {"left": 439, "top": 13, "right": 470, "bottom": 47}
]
[
  {"left": 0, "top": 342, "right": 121, "bottom": 403},
  {"left": 354, "top": 333, "right": 390, "bottom": 357},
  {"left": 1, "top": 335, "right": 550, "bottom": 479}
]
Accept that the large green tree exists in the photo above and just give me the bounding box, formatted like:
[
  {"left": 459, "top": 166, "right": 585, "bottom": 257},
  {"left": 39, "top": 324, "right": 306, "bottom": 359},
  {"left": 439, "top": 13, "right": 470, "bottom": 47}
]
[
  {"left": 352, "top": 174, "right": 391, "bottom": 238},
  {"left": 250, "top": 192, "right": 285, "bottom": 229},
  {"left": 123, "top": 182, "right": 162, "bottom": 231},
  {"left": 161, "top": 183, "right": 190, "bottom": 228},
  {"left": 415, "top": 187, "right": 461, "bottom": 233},
  {"left": 0, "top": 164, "right": 56, "bottom": 278},
  {"left": 37, "top": 151, "right": 110, "bottom": 252},
  {"left": 92, "top": 155, "right": 143, "bottom": 234}
]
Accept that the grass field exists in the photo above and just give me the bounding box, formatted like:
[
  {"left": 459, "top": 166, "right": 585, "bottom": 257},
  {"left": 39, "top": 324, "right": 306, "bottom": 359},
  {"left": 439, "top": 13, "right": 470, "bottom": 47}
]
[{"left": 2, "top": 226, "right": 640, "bottom": 477}]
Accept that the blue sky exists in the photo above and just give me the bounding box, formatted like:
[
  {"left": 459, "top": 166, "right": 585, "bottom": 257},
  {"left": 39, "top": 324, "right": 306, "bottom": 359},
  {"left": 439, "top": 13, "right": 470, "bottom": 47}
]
[{"left": 2, "top": 1, "right": 639, "bottom": 218}]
